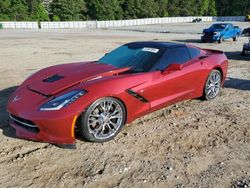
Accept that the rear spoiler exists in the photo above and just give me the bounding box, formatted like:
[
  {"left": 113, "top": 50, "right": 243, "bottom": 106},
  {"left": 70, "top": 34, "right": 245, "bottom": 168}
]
[{"left": 203, "top": 48, "right": 224, "bottom": 54}]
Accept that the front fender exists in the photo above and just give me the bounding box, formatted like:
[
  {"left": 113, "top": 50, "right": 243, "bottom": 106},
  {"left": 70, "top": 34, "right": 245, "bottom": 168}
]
[{"left": 78, "top": 73, "right": 154, "bottom": 123}]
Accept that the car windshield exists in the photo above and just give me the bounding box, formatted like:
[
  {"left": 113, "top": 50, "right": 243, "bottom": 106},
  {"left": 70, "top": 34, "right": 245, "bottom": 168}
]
[
  {"left": 210, "top": 24, "right": 227, "bottom": 30},
  {"left": 98, "top": 45, "right": 165, "bottom": 72}
]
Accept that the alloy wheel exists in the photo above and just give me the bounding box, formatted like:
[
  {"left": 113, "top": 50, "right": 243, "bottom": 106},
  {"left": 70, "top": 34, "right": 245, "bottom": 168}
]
[
  {"left": 86, "top": 99, "right": 124, "bottom": 140},
  {"left": 205, "top": 70, "right": 222, "bottom": 100}
]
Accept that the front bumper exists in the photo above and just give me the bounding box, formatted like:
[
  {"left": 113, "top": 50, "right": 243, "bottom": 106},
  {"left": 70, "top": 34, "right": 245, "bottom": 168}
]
[
  {"left": 243, "top": 43, "right": 250, "bottom": 51},
  {"left": 201, "top": 35, "right": 220, "bottom": 42},
  {"left": 8, "top": 112, "right": 77, "bottom": 145},
  {"left": 7, "top": 86, "right": 80, "bottom": 145}
]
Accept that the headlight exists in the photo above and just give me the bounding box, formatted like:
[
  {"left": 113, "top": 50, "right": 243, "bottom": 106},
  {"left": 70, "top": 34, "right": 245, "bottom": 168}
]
[
  {"left": 214, "top": 32, "right": 220, "bottom": 36},
  {"left": 39, "top": 90, "right": 86, "bottom": 111}
]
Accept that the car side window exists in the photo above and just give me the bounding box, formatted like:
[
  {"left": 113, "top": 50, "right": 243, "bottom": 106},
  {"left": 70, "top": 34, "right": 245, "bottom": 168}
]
[
  {"left": 151, "top": 47, "right": 191, "bottom": 71},
  {"left": 226, "top": 24, "right": 232, "bottom": 30},
  {"left": 188, "top": 47, "right": 200, "bottom": 59}
]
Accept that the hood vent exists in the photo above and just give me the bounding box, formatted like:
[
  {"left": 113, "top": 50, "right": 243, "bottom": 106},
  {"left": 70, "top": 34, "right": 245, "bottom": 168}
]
[{"left": 43, "top": 74, "right": 64, "bottom": 83}]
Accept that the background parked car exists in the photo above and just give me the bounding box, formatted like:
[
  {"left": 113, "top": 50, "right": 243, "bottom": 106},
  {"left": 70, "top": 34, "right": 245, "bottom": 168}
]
[
  {"left": 201, "top": 23, "right": 242, "bottom": 43},
  {"left": 242, "top": 27, "right": 250, "bottom": 36},
  {"left": 192, "top": 18, "right": 202, "bottom": 23},
  {"left": 242, "top": 37, "right": 250, "bottom": 56}
]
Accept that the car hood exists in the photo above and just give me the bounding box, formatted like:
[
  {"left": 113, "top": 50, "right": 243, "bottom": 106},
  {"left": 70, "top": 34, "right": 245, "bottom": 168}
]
[
  {"left": 27, "top": 62, "right": 130, "bottom": 96},
  {"left": 203, "top": 28, "right": 223, "bottom": 33}
]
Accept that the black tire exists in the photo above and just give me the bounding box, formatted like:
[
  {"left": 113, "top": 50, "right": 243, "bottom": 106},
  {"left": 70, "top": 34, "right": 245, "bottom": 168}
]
[
  {"left": 203, "top": 70, "right": 222, "bottom": 100},
  {"left": 233, "top": 34, "right": 239, "bottom": 41},
  {"left": 79, "top": 97, "right": 126, "bottom": 142},
  {"left": 218, "top": 37, "right": 223, "bottom": 44},
  {"left": 242, "top": 49, "right": 246, "bottom": 56}
]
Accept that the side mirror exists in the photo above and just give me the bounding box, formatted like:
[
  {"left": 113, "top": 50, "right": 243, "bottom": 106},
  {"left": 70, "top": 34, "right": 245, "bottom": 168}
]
[
  {"left": 234, "top": 26, "right": 239, "bottom": 29},
  {"left": 162, "top": 63, "right": 183, "bottom": 75}
]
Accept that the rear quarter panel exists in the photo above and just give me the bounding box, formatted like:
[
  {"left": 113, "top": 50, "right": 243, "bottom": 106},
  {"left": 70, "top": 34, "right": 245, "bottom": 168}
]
[{"left": 202, "top": 52, "right": 228, "bottom": 84}]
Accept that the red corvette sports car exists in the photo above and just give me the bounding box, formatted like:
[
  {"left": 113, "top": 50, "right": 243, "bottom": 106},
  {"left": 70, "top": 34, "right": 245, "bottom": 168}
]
[{"left": 7, "top": 41, "right": 228, "bottom": 146}]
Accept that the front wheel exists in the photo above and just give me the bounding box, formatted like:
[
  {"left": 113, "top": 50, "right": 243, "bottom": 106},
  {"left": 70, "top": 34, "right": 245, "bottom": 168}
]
[
  {"left": 242, "top": 48, "right": 246, "bottom": 56},
  {"left": 218, "top": 36, "right": 223, "bottom": 44},
  {"left": 79, "top": 97, "right": 126, "bottom": 142},
  {"left": 203, "top": 70, "right": 222, "bottom": 100}
]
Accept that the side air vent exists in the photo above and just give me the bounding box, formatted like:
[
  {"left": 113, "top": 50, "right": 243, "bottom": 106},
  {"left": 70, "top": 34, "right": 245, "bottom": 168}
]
[
  {"left": 199, "top": 55, "right": 208, "bottom": 60},
  {"left": 126, "top": 89, "right": 149, "bottom": 103},
  {"left": 43, "top": 74, "right": 64, "bottom": 83}
]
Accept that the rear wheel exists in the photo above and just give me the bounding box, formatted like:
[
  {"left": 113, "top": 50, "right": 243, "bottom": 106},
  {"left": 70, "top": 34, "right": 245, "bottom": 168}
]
[
  {"left": 203, "top": 70, "right": 222, "bottom": 100},
  {"left": 233, "top": 34, "right": 239, "bottom": 41},
  {"left": 79, "top": 97, "right": 126, "bottom": 142}
]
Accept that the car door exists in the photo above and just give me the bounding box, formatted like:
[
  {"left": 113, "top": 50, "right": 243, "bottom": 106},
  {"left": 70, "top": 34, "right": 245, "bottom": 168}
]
[
  {"left": 222, "top": 25, "right": 229, "bottom": 39},
  {"left": 133, "top": 46, "right": 205, "bottom": 110},
  {"left": 224, "top": 24, "right": 234, "bottom": 39}
]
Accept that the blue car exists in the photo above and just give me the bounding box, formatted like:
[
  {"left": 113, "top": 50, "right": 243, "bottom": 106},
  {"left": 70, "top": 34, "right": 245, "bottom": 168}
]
[{"left": 201, "top": 23, "right": 242, "bottom": 43}]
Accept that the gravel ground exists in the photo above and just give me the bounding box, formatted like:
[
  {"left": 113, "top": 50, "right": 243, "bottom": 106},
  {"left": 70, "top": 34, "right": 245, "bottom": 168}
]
[{"left": 0, "top": 22, "right": 249, "bottom": 188}]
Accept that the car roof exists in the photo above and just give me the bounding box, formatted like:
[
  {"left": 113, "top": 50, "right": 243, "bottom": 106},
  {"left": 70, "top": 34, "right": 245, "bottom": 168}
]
[{"left": 125, "top": 41, "right": 186, "bottom": 49}]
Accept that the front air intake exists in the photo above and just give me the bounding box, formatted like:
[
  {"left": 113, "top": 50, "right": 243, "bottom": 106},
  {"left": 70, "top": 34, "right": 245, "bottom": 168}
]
[{"left": 9, "top": 114, "right": 39, "bottom": 133}]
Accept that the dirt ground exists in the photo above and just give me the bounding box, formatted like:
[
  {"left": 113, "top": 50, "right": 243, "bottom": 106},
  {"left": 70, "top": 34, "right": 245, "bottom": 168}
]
[{"left": 0, "top": 22, "right": 249, "bottom": 188}]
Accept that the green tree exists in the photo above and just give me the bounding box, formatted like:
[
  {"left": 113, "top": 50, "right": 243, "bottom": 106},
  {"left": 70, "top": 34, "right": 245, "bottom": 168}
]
[
  {"left": 194, "top": 0, "right": 216, "bottom": 16},
  {"left": 167, "top": 0, "right": 180, "bottom": 16},
  {"left": 33, "top": 3, "right": 49, "bottom": 21},
  {"left": 121, "top": 0, "right": 138, "bottom": 19},
  {"left": 195, "top": 0, "right": 209, "bottom": 16},
  {"left": 10, "top": 0, "right": 29, "bottom": 20},
  {"left": 122, "top": 0, "right": 158, "bottom": 19},
  {"left": 24, "top": 0, "right": 49, "bottom": 21},
  {"left": 87, "top": 0, "right": 123, "bottom": 20},
  {"left": 207, "top": 0, "right": 217, "bottom": 16},
  {"left": 50, "top": 0, "right": 87, "bottom": 21},
  {"left": 157, "top": 0, "right": 169, "bottom": 17},
  {"left": 0, "top": 0, "right": 11, "bottom": 20},
  {"left": 244, "top": 0, "right": 250, "bottom": 15},
  {"left": 228, "top": 0, "right": 247, "bottom": 16},
  {"left": 178, "top": 0, "right": 196, "bottom": 16},
  {"left": 52, "top": 15, "right": 60, "bottom": 21},
  {"left": 137, "top": 0, "right": 158, "bottom": 18}
]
